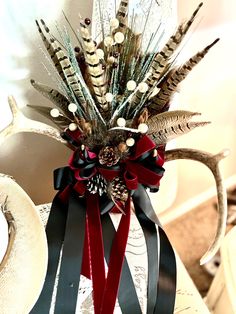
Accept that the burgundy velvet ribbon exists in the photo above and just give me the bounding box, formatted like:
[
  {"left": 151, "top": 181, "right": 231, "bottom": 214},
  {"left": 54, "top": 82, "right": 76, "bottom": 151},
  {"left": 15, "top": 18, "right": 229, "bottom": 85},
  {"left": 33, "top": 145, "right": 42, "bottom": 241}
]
[
  {"left": 82, "top": 194, "right": 131, "bottom": 314},
  {"left": 32, "top": 135, "right": 167, "bottom": 314},
  {"left": 100, "top": 196, "right": 131, "bottom": 314}
]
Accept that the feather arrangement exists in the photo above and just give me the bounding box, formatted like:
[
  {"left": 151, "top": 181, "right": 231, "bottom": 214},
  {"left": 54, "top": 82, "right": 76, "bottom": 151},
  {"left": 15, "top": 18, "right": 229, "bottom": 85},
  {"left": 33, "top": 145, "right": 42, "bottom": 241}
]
[
  {"left": 27, "top": 3, "right": 222, "bottom": 313},
  {"left": 29, "top": 0, "right": 218, "bottom": 193}
]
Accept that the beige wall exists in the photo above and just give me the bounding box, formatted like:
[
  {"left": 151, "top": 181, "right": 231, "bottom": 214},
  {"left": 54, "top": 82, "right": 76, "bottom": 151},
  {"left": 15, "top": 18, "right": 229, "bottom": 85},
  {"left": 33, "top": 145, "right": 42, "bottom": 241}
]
[
  {"left": 172, "top": 0, "right": 236, "bottom": 207},
  {"left": 0, "top": 0, "right": 93, "bottom": 204}
]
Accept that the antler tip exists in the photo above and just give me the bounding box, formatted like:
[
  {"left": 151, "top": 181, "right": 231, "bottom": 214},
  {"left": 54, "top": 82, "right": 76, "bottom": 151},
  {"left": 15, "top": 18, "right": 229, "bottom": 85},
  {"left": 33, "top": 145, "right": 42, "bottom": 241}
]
[
  {"left": 200, "top": 253, "right": 211, "bottom": 266},
  {"left": 221, "top": 149, "right": 230, "bottom": 158}
]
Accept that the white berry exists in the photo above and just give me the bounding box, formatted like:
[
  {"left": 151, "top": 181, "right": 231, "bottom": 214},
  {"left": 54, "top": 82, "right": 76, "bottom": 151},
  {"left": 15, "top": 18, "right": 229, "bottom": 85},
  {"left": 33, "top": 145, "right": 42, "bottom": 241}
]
[
  {"left": 68, "top": 103, "right": 77, "bottom": 113},
  {"left": 117, "top": 117, "right": 126, "bottom": 127},
  {"left": 126, "top": 138, "right": 135, "bottom": 147},
  {"left": 114, "top": 32, "right": 125, "bottom": 44},
  {"left": 138, "top": 82, "right": 149, "bottom": 93},
  {"left": 138, "top": 123, "right": 149, "bottom": 134},
  {"left": 96, "top": 48, "right": 105, "bottom": 59},
  {"left": 110, "top": 18, "right": 119, "bottom": 29},
  {"left": 105, "top": 93, "right": 114, "bottom": 102},
  {"left": 50, "top": 108, "right": 60, "bottom": 118},
  {"left": 108, "top": 56, "right": 115, "bottom": 64},
  {"left": 69, "top": 123, "right": 77, "bottom": 131},
  {"left": 127, "top": 80, "right": 137, "bottom": 91},
  {"left": 104, "top": 36, "right": 114, "bottom": 47},
  {"left": 150, "top": 86, "right": 160, "bottom": 97}
]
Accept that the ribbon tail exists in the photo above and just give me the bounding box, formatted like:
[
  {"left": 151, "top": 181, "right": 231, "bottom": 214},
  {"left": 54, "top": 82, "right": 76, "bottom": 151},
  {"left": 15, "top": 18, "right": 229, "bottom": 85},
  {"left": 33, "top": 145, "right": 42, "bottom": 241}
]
[
  {"left": 134, "top": 203, "right": 160, "bottom": 314},
  {"left": 100, "top": 197, "right": 131, "bottom": 314},
  {"left": 30, "top": 194, "right": 68, "bottom": 314},
  {"left": 133, "top": 185, "right": 176, "bottom": 314},
  {"left": 101, "top": 213, "right": 142, "bottom": 314},
  {"left": 154, "top": 227, "right": 176, "bottom": 314},
  {"left": 54, "top": 192, "right": 87, "bottom": 313}
]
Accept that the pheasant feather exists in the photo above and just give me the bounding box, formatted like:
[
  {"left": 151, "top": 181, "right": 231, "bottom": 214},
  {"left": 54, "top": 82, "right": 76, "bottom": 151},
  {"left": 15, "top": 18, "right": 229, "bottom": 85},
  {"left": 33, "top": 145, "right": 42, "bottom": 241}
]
[
  {"left": 39, "top": 20, "right": 86, "bottom": 107},
  {"left": 116, "top": 0, "right": 129, "bottom": 33},
  {"left": 30, "top": 2, "right": 216, "bottom": 150},
  {"left": 146, "top": 2, "right": 203, "bottom": 87},
  {"left": 30, "top": 80, "right": 73, "bottom": 119},
  {"left": 149, "top": 38, "right": 220, "bottom": 115},
  {"left": 149, "top": 121, "right": 210, "bottom": 145},
  {"left": 79, "top": 20, "right": 108, "bottom": 111},
  {"left": 35, "top": 20, "right": 67, "bottom": 83},
  {"left": 147, "top": 110, "right": 209, "bottom": 145}
]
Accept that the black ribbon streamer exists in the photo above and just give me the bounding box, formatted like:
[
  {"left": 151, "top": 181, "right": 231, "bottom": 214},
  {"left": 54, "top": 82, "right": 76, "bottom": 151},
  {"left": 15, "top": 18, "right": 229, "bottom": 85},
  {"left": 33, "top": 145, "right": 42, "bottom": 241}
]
[
  {"left": 31, "top": 192, "right": 141, "bottom": 314},
  {"left": 31, "top": 170, "right": 176, "bottom": 314},
  {"left": 30, "top": 194, "right": 68, "bottom": 313},
  {"left": 133, "top": 185, "right": 176, "bottom": 314}
]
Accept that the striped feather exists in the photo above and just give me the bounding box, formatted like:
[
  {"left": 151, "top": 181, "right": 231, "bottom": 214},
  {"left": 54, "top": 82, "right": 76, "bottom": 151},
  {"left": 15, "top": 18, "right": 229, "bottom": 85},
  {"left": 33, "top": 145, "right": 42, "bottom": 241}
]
[
  {"left": 35, "top": 20, "right": 66, "bottom": 83},
  {"left": 149, "top": 38, "right": 219, "bottom": 115},
  {"left": 30, "top": 79, "right": 74, "bottom": 119},
  {"left": 27, "top": 105, "right": 71, "bottom": 129},
  {"left": 150, "top": 121, "right": 210, "bottom": 145},
  {"left": 146, "top": 2, "right": 203, "bottom": 87},
  {"left": 147, "top": 110, "right": 209, "bottom": 144},
  {"left": 116, "top": 0, "right": 129, "bottom": 33},
  {"left": 39, "top": 20, "right": 86, "bottom": 106},
  {"left": 80, "top": 20, "right": 108, "bottom": 110}
]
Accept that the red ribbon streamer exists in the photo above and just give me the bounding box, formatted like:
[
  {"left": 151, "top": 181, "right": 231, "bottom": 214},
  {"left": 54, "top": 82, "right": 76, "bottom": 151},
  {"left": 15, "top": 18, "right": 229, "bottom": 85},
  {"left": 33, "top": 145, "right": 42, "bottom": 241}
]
[
  {"left": 85, "top": 194, "right": 131, "bottom": 314},
  {"left": 100, "top": 196, "right": 131, "bottom": 314}
]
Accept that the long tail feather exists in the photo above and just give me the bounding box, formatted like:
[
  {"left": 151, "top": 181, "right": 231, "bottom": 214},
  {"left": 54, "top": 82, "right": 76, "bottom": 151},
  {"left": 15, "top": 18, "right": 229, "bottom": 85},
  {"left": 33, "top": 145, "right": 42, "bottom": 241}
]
[
  {"left": 149, "top": 38, "right": 219, "bottom": 115},
  {"left": 39, "top": 20, "right": 86, "bottom": 107},
  {"left": 146, "top": 2, "right": 203, "bottom": 87},
  {"left": 30, "top": 79, "right": 74, "bottom": 119},
  {"left": 80, "top": 20, "right": 108, "bottom": 111},
  {"left": 35, "top": 20, "right": 67, "bottom": 83}
]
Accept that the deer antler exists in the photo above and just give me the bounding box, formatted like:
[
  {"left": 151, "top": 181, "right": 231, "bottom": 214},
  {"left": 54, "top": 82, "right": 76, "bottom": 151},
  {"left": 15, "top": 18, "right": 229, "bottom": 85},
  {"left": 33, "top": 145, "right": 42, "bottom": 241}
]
[
  {"left": 0, "top": 97, "right": 228, "bottom": 265},
  {"left": 0, "top": 96, "right": 65, "bottom": 145},
  {"left": 165, "top": 148, "right": 229, "bottom": 265}
]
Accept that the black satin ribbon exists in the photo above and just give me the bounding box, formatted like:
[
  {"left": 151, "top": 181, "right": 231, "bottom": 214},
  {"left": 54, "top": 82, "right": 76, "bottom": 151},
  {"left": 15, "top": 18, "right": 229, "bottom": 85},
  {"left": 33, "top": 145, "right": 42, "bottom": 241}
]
[
  {"left": 133, "top": 185, "right": 176, "bottom": 314},
  {"left": 32, "top": 167, "right": 176, "bottom": 313},
  {"left": 30, "top": 194, "right": 68, "bottom": 313},
  {"left": 54, "top": 167, "right": 75, "bottom": 190},
  {"left": 61, "top": 131, "right": 80, "bottom": 147},
  {"left": 135, "top": 202, "right": 160, "bottom": 314},
  {"left": 54, "top": 192, "right": 86, "bottom": 313},
  {"left": 154, "top": 228, "right": 176, "bottom": 314}
]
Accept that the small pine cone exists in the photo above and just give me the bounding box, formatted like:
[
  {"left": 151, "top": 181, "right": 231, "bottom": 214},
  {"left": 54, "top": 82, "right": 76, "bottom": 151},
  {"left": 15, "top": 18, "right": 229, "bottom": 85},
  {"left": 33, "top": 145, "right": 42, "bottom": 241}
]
[
  {"left": 98, "top": 146, "right": 120, "bottom": 167},
  {"left": 87, "top": 173, "right": 107, "bottom": 196},
  {"left": 109, "top": 177, "right": 128, "bottom": 202}
]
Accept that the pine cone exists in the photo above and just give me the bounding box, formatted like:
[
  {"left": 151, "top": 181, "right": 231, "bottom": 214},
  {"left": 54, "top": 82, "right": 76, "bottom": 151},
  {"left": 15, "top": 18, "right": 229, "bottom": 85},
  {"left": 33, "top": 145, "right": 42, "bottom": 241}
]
[
  {"left": 109, "top": 177, "right": 128, "bottom": 202},
  {"left": 87, "top": 173, "right": 107, "bottom": 196},
  {"left": 98, "top": 146, "right": 120, "bottom": 167}
]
